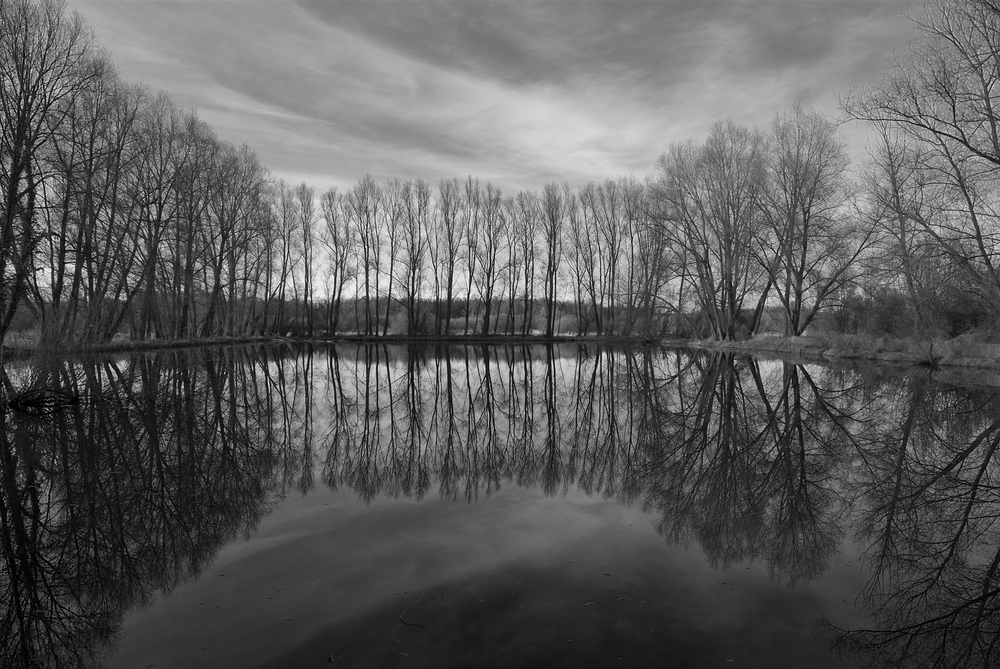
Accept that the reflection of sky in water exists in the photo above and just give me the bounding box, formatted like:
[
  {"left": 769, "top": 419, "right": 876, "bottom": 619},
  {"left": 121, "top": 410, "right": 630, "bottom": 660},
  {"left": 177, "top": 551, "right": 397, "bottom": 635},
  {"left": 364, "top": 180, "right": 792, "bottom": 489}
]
[{"left": 107, "top": 484, "right": 869, "bottom": 668}]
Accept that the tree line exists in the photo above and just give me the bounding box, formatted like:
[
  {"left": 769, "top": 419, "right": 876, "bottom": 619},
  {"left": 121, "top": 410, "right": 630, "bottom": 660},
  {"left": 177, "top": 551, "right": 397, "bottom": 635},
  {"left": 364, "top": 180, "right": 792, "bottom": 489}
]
[{"left": 3, "top": 0, "right": 1000, "bottom": 346}]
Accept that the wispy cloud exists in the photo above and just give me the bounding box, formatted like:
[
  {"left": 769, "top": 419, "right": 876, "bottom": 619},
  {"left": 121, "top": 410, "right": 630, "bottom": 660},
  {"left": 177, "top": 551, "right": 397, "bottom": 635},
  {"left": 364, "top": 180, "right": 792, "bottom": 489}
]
[{"left": 70, "top": 0, "right": 913, "bottom": 191}]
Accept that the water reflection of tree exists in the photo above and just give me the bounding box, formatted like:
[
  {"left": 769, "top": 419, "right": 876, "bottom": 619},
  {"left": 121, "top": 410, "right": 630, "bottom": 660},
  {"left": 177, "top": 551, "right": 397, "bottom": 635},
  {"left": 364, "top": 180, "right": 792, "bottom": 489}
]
[
  {"left": 0, "top": 349, "right": 280, "bottom": 668},
  {"left": 835, "top": 380, "right": 1000, "bottom": 669},
  {"left": 315, "top": 345, "right": 858, "bottom": 589},
  {"left": 17, "top": 343, "right": 1000, "bottom": 667},
  {"left": 255, "top": 343, "right": 1000, "bottom": 668},
  {"left": 632, "top": 354, "right": 855, "bottom": 585}
]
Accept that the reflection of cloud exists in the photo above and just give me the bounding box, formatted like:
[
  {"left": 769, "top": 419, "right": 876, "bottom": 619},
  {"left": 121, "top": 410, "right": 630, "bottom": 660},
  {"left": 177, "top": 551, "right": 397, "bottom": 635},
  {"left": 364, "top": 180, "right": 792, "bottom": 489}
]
[
  {"left": 71, "top": 0, "right": 912, "bottom": 189},
  {"left": 107, "top": 485, "right": 869, "bottom": 669}
]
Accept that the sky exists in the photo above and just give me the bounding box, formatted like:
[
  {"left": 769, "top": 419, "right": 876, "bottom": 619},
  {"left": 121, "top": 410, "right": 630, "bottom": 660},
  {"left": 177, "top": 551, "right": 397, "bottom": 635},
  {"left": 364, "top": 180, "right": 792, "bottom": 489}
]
[{"left": 69, "top": 0, "right": 916, "bottom": 193}]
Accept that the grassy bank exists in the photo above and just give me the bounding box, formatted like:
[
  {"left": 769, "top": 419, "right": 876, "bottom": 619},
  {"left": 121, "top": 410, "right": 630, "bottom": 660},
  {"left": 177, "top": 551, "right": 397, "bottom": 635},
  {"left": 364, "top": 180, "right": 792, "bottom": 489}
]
[{"left": 685, "top": 332, "right": 1000, "bottom": 371}]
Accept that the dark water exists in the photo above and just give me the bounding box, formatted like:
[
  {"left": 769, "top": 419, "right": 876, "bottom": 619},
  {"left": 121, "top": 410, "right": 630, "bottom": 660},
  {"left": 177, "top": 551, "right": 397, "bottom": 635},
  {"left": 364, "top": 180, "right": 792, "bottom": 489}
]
[{"left": 1, "top": 344, "right": 998, "bottom": 668}]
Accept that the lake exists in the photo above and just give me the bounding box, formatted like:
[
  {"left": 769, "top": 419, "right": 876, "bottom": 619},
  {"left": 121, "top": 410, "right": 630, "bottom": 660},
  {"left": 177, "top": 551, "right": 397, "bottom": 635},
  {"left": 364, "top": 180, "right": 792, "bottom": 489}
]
[{"left": 1, "top": 343, "right": 996, "bottom": 668}]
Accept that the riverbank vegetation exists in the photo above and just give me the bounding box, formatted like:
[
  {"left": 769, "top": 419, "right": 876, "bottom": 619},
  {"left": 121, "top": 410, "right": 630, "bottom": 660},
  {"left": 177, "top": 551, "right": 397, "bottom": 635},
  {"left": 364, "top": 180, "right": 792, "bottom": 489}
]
[
  {"left": 686, "top": 332, "right": 1000, "bottom": 372},
  {"left": 3, "top": 0, "right": 1000, "bottom": 353}
]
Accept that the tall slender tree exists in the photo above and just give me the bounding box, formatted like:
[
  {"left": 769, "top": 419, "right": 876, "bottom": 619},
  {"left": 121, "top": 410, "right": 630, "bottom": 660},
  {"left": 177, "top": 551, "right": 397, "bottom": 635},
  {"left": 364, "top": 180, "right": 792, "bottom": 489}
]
[
  {"left": 0, "top": 0, "right": 100, "bottom": 338},
  {"left": 653, "top": 121, "right": 769, "bottom": 340}
]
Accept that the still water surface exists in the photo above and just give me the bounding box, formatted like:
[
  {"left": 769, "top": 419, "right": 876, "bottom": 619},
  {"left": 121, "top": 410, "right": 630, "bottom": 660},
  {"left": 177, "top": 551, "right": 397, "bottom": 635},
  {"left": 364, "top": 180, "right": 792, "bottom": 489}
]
[{"left": 2, "top": 344, "right": 997, "bottom": 668}]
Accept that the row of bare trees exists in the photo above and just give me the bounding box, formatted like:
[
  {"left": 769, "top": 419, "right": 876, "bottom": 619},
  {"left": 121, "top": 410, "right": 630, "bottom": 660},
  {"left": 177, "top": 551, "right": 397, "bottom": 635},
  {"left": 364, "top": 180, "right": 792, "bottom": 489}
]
[
  {"left": 0, "top": 0, "right": 680, "bottom": 343},
  {"left": 316, "top": 0, "right": 1000, "bottom": 341},
  {"left": 0, "top": 0, "right": 870, "bottom": 345},
  {"left": 0, "top": 0, "right": 327, "bottom": 345},
  {"left": 312, "top": 0, "right": 1000, "bottom": 341},
  {"left": 315, "top": 104, "right": 867, "bottom": 341},
  {"left": 6, "top": 0, "right": 1000, "bottom": 345},
  {"left": 317, "top": 173, "right": 678, "bottom": 338}
]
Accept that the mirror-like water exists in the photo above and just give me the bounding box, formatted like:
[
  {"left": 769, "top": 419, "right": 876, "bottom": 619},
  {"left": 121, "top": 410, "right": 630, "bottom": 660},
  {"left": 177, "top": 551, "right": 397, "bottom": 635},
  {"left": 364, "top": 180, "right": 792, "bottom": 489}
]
[{"left": 2, "top": 344, "right": 997, "bottom": 668}]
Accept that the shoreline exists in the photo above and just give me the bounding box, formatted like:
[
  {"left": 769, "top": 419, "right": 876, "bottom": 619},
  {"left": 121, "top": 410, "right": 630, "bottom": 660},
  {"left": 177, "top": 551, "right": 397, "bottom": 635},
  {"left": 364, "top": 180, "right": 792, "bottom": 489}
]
[
  {"left": 4, "top": 332, "right": 998, "bottom": 374},
  {"left": 0, "top": 333, "right": 666, "bottom": 360},
  {"left": 684, "top": 333, "right": 1000, "bottom": 372}
]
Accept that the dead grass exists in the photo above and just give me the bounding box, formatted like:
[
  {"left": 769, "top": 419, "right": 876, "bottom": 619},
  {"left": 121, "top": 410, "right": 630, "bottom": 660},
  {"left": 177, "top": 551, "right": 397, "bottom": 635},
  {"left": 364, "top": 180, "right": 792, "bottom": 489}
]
[{"left": 686, "top": 332, "right": 1000, "bottom": 370}]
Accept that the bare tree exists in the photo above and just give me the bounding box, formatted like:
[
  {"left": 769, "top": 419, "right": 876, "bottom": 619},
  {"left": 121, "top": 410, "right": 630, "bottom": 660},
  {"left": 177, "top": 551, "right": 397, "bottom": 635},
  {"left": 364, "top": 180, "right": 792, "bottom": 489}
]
[
  {"left": 621, "top": 175, "right": 673, "bottom": 336},
  {"left": 424, "top": 184, "right": 444, "bottom": 334},
  {"left": 540, "top": 182, "right": 567, "bottom": 336},
  {"left": 346, "top": 174, "right": 381, "bottom": 335},
  {"left": 567, "top": 187, "right": 600, "bottom": 334},
  {"left": 380, "top": 178, "right": 405, "bottom": 335},
  {"left": 132, "top": 93, "right": 186, "bottom": 340},
  {"left": 0, "top": 0, "right": 100, "bottom": 339},
  {"left": 845, "top": 0, "right": 1000, "bottom": 317},
  {"left": 295, "top": 182, "right": 316, "bottom": 336},
  {"left": 501, "top": 195, "right": 521, "bottom": 334},
  {"left": 515, "top": 190, "right": 540, "bottom": 335},
  {"left": 582, "top": 179, "right": 626, "bottom": 335},
  {"left": 318, "top": 187, "right": 357, "bottom": 334},
  {"left": 398, "top": 178, "right": 431, "bottom": 335},
  {"left": 506, "top": 190, "right": 540, "bottom": 334},
  {"left": 462, "top": 176, "right": 482, "bottom": 334},
  {"left": 436, "top": 178, "right": 465, "bottom": 335},
  {"left": 41, "top": 63, "right": 146, "bottom": 342},
  {"left": 266, "top": 179, "right": 301, "bottom": 334},
  {"left": 201, "top": 143, "right": 269, "bottom": 337},
  {"left": 861, "top": 120, "right": 950, "bottom": 333},
  {"left": 167, "top": 112, "right": 217, "bottom": 339},
  {"left": 762, "top": 106, "right": 869, "bottom": 335},
  {"left": 476, "top": 182, "right": 506, "bottom": 336},
  {"left": 653, "top": 121, "right": 769, "bottom": 340}
]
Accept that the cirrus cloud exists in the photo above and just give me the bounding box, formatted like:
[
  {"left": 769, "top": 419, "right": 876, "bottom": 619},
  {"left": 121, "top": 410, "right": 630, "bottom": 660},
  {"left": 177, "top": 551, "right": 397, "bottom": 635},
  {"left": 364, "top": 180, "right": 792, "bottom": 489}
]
[{"left": 70, "top": 0, "right": 914, "bottom": 191}]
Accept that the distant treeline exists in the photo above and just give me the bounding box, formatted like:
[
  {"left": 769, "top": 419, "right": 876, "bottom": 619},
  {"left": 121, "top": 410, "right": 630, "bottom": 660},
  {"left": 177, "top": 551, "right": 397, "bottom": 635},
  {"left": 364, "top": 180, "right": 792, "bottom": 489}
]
[{"left": 3, "top": 0, "right": 1000, "bottom": 346}]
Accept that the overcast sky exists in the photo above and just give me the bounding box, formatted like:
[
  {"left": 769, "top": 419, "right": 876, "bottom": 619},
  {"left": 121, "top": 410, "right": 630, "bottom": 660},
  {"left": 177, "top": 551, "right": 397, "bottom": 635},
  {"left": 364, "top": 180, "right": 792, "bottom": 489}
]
[{"left": 70, "top": 0, "right": 915, "bottom": 192}]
